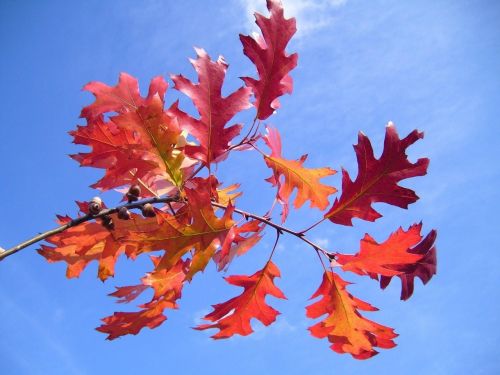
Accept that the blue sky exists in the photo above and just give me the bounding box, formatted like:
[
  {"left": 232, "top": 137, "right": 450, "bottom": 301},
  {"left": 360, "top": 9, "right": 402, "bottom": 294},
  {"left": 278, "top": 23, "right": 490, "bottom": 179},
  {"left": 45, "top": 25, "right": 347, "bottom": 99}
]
[{"left": 0, "top": 0, "right": 499, "bottom": 374}]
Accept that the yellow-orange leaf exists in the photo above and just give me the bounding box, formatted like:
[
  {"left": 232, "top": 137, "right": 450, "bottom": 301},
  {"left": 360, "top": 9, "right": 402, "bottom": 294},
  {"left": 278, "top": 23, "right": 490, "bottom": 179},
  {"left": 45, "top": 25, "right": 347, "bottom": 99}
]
[
  {"left": 129, "top": 183, "right": 234, "bottom": 279},
  {"left": 263, "top": 127, "right": 336, "bottom": 216},
  {"left": 306, "top": 271, "right": 397, "bottom": 359},
  {"left": 38, "top": 206, "right": 159, "bottom": 281},
  {"left": 335, "top": 223, "right": 426, "bottom": 277}
]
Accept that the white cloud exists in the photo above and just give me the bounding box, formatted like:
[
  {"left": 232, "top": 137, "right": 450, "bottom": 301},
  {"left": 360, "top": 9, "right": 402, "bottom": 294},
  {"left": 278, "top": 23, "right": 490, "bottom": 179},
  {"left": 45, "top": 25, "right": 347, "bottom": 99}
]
[{"left": 240, "top": 0, "right": 347, "bottom": 37}]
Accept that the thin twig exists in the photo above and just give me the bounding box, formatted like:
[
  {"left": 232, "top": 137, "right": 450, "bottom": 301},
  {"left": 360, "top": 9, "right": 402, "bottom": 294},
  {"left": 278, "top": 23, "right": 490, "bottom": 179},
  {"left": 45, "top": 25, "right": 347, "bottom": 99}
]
[
  {"left": 299, "top": 217, "right": 327, "bottom": 234},
  {"left": 0, "top": 196, "right": 180, "bottom": 261},
  {"left": 0, "top": 197, "right": 331, "bottom": 262},
  {"left": 210, "top": 202, "right": 330, "bottom": 257}
]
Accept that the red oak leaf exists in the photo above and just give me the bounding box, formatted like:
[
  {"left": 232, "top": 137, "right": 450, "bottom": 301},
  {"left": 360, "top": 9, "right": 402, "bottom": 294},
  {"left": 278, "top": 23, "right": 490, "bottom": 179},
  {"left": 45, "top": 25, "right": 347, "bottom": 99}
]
[
  {"left": 306, "top": 271, "right": 397, "bottom": 359},
  {"left": 70, "top": 117, "right": 162, "bottom": 190},
  {"left": 171, "top": 48, "right": 252, "bottom": 165},
  {"left": 380, "top": 229, "right": 437, "bottom": 300},
  {"left": 335, "top": 223, "right": 431, "bottom": 278},
  {"left": 240, "top": 0, "right": 298, "bottom": 119},
  {"left": 80, "top": 73, "right": 167, "bottom": 121},
  {"left": 195, "top": 260, "right": 286, "bottom": 338},
  {"left": 73, "top": 74, "right": 188, "bottom": 191},
  {"left": 263, "top": 127, "right": 336, "bottom": 220},
  {"left": 324, "top": 123, "right": 429, "bottom": 226},
  {"left": 97, "top": 299, "right": 170, "bottom": 340},
  {"left": 97, "top": 258, "right": 189, "bottom": 340},
  {"left": 109, "top": 285, "right": 149, "bottom": 304}
]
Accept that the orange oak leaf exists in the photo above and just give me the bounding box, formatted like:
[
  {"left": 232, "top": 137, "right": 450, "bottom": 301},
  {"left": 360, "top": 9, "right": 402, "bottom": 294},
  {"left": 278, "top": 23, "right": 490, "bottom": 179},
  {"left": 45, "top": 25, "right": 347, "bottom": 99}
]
[
  {"left": 171, "top": 48, "right": 252, "bottom": 165},
  {"left": 38, "top": 204, "right": 160, "bottom": 281},
  {"left": 109, "top": 285, "right": 149, "bottom": 304},
  {"left": 127, "top": 183, "right": 234, "bottom": 280},
  {"left": 97, "top": 299, "right": 170, "bottom": 340},
  {"left": 141, "top": 257, "right": 189, "bottom": 301},
  {"left": 216, "top": 183, "right": 243, "bottom": 207},
  {"left": 335, "top": 223, "right": 432, "bottom": 278},
  {"left": 263, "top": 127, "right": 336, "bottom": 219},
  {"left": 379, "top": 229, "right": 437, "bottom": 300},
  {"left": 97, "top": 258, "right": 189, "bottom": 340},
  {"left": 240, "top": 0, "right": 298, "bottom": 120},
  {"left": 195, "top": 260, "right": 286, "bottom": 339},
  {"left": 324, "top": 123, "right": 429, "bottom": 226},
  {"left": 306, "top": 271, "right": 397, "bottom": 359}
]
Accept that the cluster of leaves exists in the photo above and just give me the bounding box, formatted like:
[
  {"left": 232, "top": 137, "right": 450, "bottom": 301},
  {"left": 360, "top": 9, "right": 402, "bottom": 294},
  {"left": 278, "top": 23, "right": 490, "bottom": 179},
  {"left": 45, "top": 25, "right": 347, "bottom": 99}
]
[{"left": 35, "top": 0, "right": 436, "bottom": 359}]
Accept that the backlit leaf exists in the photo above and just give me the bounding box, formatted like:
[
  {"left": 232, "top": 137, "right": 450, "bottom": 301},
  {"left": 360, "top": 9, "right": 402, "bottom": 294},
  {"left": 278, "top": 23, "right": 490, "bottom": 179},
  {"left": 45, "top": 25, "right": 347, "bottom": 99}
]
[
  {"left": 306, "top": 271, "right": 397, "bottom": 359},
  {"left": 324, "top": 123, "right": 429, "bottom": 225},
  {"left": 171, "top": 48, "right": 252, "bottom": 165},
  {"left": 196, "top": 260, "right": 285, "bottom": 338},
  {"left": 240, "top": 0, "right": 298, "bottom": 119},
  {"left": 263, "top": 127, "right": 336, "bottom": 220}
]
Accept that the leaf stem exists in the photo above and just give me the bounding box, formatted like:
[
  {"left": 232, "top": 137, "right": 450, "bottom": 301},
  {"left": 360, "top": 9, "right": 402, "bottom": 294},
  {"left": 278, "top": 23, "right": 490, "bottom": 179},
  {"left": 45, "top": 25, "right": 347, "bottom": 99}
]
[
  {"left": 211, "top": 202, "right": 330, "bottom": 257},
  {"left": 300, "top": 217, "right": 327, "bottom": 234},
  {"left": 0, "top": 196, "right": 331, "bottom": 262}
]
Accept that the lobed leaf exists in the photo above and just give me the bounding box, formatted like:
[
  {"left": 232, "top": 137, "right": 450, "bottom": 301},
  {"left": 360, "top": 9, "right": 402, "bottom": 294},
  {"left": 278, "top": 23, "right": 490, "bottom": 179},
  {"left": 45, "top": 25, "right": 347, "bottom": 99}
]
[
  {"left": 80, "top": 73, "right": 168, "bottom": 121},
  {"left": 240, "top": 0, "right": 298, "bottom": 120},
  {"left": 336, "top": 223, "right": 428, "bottom": 277},
  {"left": 306, "top": 271, "right": 397, "bottom": 359},
  {"left": 97, "top": 257, "right": 189, "bottom": 340},
  {"left": 171, "top": 48, "right": 252, "bottom": 165},
  {"left": 195, "top": 260, "right": 286, "bottom": 338},
  {"left": 126, "top": 180, "right": 234, "bottom": 280},
  {"left": 38, "top": 205, "right": 160, "bottom": 281},
  {"left": 263, "top": 127, "right": 336, "bottom": 221},
  {"left": 214, "top": 219, "right": 264, "bottom": 271},
  {"left": 379, "top": 229, "right": 437, "bottom": 300},
  {"left": 324, "top": 123, "right": 429, "bottom": 226},
  {"left": 73, "top": 74, "right": 188, "bottom": 191}
]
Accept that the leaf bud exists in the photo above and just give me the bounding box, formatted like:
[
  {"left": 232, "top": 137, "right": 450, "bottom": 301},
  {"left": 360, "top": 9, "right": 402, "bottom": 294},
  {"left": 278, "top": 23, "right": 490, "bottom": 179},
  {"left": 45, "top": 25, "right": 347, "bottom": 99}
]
[
  {"left": 128, "top": 184, "right": 141, "bottom": 198},
  {"left": 89, "top": 197, "right": 103, "bottom": 215},
  {"left": 141, "top": 203, "right": 156, "bottom": 218},
  {"left": 117, "top": 207, "right": 131, "bottom": 220},
  {"left": 127, "top": 185, "right": 141, "bottom": 202}
]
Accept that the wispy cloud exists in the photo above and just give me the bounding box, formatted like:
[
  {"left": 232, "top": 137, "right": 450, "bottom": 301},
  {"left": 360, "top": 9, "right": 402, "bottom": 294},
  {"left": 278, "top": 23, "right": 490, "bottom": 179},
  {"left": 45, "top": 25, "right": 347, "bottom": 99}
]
[{"left": 240, "top": 0, "right": 347, "bottom": 37}]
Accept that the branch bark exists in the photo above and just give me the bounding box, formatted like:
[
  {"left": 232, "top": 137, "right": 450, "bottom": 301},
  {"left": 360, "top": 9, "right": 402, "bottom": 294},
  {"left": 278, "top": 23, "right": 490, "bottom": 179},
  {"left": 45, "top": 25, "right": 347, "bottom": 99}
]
[{"left": 0, "top": 196, "right": 331, "bottom": 262}]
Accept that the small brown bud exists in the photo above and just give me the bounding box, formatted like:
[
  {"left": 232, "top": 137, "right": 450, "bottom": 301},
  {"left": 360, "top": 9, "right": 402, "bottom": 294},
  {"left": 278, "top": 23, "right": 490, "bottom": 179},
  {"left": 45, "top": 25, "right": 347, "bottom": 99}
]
[
  {"left": 89, "top": 197, "right": 103, "bottom": 215},
  {"left": 117, "top": 207, "right": 131, "bottom": 220},
  {"left": 141, "top": 203, "right": 156, "bottom": 218},
  {"left": 101, "top": 215, "right": 114, "bottom": 230},
  {"left": 128, "top": 184, "right": 141, "bottom": 198}
]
